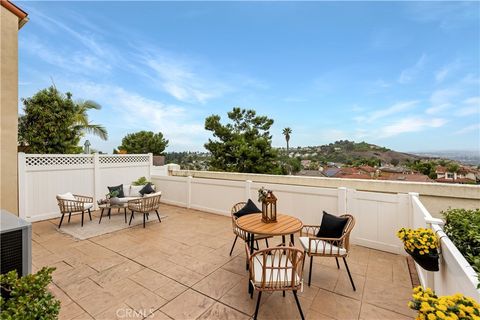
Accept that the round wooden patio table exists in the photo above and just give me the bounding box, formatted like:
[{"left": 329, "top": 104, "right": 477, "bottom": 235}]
[{"left": 236, "top": 213, "right": 303, "bottom": 293}]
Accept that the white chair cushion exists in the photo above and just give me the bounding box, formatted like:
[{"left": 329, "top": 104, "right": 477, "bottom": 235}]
[
  {"left": 129, "top": 185, "right": 143, "bottom": 197},
  {"left": 57, "top": 192, "right": 76, "bottom": 201},
  {"left": 123, "top": 184, "right": 131, "bottom": 197},
  {"left": 144, "top": 191, "right": 162, "bottom": 198},
  {"left": 299, "top": 237, "right": 347, "bottom": 255},
  {"left": 117, "top": 197, "right": 139, "bottom": 204},
  {"left": 252, "top": 254, "right": 301, "bottom": 287},
  {"left": 84, "top": 202, "right": 94, "bottom": 210}
]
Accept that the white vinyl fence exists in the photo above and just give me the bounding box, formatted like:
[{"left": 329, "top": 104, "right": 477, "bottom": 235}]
[
  {"left": 18, "top": 153, "right": 152, "bottom": 222},
  {"left": 411, "top": 193, "right": 480, "bottom": 300},
  {"left": 151, "top": 174, "right": 410, "bottom": 254},
  {"left": 151, "top": 173, "right": 479, "bottom": 298}
]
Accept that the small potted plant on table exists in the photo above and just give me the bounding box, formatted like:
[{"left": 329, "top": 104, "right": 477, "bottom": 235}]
[{"left": 397, "top": 227, "right": 439, "bottom": 271}]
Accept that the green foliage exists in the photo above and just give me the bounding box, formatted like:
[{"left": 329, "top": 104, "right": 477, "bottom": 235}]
[
  {"left": 407, "top": 160, "right": 438, "bottom": 179},
  {"left": 164, "top": 151, "right": 210, "bottom": 170},
  {"left": 106, "top": 190, "right": 119, "bottom": 198},
  {"left": 118, "top": 131, "right": 168, "bottom": 155},
  {"left": 204, "top": 107, "right": 280, "bottom": 174},
  {"left": 18, "top": 86, "right": 106, "bottom": 154},
  {"left": 446, "top": 162, "right": 460, "bottom": 173},
  {"left": 282, "top": 127, "right": 292, "bottom": 152},
  {"left": 132, "top": 176, "right": 150, "bottom": 186},
  {"left": 18, "top": 87, "right": 81, "bottom": 153},
  {"left": 0, "top": 267, "right": 60, "bottom": 320},
  {"left": 443, "top": 208, "right": 480, "bottom": 288},
  {"left": 278, "top": 156, "right": 301, "bottom": 175}
]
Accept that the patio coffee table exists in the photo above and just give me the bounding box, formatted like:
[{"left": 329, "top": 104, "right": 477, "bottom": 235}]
[{"left": 99, "top": 203, "right": 128, "bottom": 224}]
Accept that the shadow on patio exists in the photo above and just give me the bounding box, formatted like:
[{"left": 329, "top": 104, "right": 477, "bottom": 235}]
[{"left": 32, "top": 204, "right": 416, "bottom": 320}]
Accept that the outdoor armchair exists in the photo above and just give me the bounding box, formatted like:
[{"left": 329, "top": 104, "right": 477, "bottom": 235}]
[
  {"left": 246, "top": 244, "right": 305, "bottom": 320},
  {"left": 230, "top": 202, "right": 271, "bottom": 256},
  {"left": 299, "top": 214, "right": 356, "bottom": 290},
  {"left": 56, "top": 193, "right": 93, "bottom": 228},
  {"left": 127, "top": 193, "right": 162, "bottom": 228}
]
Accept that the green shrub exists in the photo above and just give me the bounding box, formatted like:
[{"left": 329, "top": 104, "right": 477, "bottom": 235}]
[
  {"left": 442, "top": 208, "right": 480, "bottom": 288},
  {"left": 0, "top": 267, "right": 60, "bottom": 319},
  {"left": 132, "top": 176, "right": 150, "bottom": 186}
]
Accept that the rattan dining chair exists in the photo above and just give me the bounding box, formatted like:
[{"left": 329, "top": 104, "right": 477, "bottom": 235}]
[
  {"left": 128, "top": 194, "right": 162, "bottom": 228},
  {"left": 246, "top": 244, "right": 306, "bottom": 320},
  {"left": 230, "top": 202, "right": 271, "bottom": 256},
  {"left": 56, "top": 194, "right": 93, "bottom": 228},
  {"left": 299, "top": 214, "right": 356, "bottom": 291}
]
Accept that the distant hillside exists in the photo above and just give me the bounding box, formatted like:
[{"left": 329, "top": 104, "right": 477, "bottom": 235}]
[
  {"left": 282, "top": 140, "right": 423, "bottom": 166},
  {"left": 411, "top": 150, "right": 480, "bottom": 166}
]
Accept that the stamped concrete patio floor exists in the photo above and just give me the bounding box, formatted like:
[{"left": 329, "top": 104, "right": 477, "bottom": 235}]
[{"left": 32, "top": 203, "right": 416, "bottom": 320}]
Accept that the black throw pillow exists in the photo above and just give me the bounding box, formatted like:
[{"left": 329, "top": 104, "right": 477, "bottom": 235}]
[
  {"left": 316, "top": 211, "right": 349, "bottom": 238},
  {"left": 108, "top": 184, "right": 124, "bottom": 198},
  {"left": 139, "top": 183, "right": 155, "bottom": 195},
  {"left": 234, "top": 199, "right": 261, "bottom": 218}
]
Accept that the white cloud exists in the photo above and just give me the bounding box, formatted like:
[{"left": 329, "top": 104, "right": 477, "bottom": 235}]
[
  {"left": 398, "top": 54, "right": 427, "bottom": 84},
  {"left": 355, "top": 100, "right": 418, "bottom": 123},
  {"left": 435, "top": 60, "right": 461, "bottom": 83},
  {"left": 426, "top": 103, "right": 450, "bottom": 115},
  {"left": 455, "top": 124, "right": 480, "bottom": 135},
  {"left": 378, "top": 117, "right": 447, "bottom": 138},
  {"left": 65, "top": 81, "right": 207, "bottom": 150}
]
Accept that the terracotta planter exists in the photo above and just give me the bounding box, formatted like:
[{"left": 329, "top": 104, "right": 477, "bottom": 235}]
[{"left": 407, "top": 249, "right": 439, "bottom": 272}]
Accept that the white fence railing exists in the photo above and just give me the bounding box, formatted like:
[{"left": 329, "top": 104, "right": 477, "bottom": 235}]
[
  {"left": 151, "top": 174, "right": 411, "bottom": 254},
  {"left": 411, "top": 194, "right": 479, "bottom": 300},
  {"left": 18, "top": 153, "right": 152, "bottom": 222}
]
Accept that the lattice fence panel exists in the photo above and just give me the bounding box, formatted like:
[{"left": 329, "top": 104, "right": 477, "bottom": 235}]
[
  {"left": 25, "top": 155, "right": 94, "bottom": 167},
  {"left": 99, "top": 155, "right": 150, "bottom": 164}
]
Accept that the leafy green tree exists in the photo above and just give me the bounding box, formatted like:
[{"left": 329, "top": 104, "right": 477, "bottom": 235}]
[
  {"left": 18, "top": 86, "right": 106, "bottom": 154},
  {"left": 72, "top": 100, "right": 108, "bottom": 140},
  {"left": 204, "top": 107, "right": 279, "bottom": 173},
  {"left": 19, "top": 87, "right": 81, "bottom": 153},
  {"left": 282, "top": 127, "right": 292, "bottom": 154},
  {"left": 118, "top": 131, "right": 169, "bottom": 155},
  {"left": 446, "top": 162, "right": 460, "bottom": 173}
]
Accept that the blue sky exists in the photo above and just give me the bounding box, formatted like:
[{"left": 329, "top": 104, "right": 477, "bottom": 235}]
[{"left": 18, "top": 1, "right": 480, "bottom": 153}]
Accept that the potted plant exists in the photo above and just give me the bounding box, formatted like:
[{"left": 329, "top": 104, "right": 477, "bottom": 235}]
[
  {"left": 408, "top": 286, "right": 479, "bottom": 319},
  {"left": 106, "top": 190, "right": 120, "bottom": 205},
  {"left": 397, "top": 227, "right": 439, "bottom": 271},
  {"left": 0, "top": 267, "right": 60, "bottom": 319}
]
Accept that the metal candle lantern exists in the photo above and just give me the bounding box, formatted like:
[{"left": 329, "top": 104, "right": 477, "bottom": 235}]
[{"left": 261, "top": 190, "right": 277, "bottom": 223}]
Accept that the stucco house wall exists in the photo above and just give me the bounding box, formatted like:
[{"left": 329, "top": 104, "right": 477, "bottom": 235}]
[{"left": 1, "top": 1, "right": 27, "bottom": 215}]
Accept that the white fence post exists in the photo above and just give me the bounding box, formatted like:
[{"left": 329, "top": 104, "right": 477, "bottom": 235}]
[
  {"left": 93, "top": 153, "right": 100, "bottom": 210},
  {"left": 337, "top": 187, "right": 347, "bottom": 214},
  {"left": 148, "top": 153, "right": 153, "bottom": 180},
  {"left": 187, "top": 176, "right": 193, "bottom": 209},
  {"left": 245, "top": 180, "right": 252, "bottom": 201},
  {"left": 17, "top": 152, "right": 26, "bottom": 219}
]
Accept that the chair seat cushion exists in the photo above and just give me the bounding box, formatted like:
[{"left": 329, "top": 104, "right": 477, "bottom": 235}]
[
  {"left": 57, "top": 192, "right": 76, "bottom": 201},
  {"left": 117, "top": 197, "right": 139, "bottom": 204},
  {"left": 144, "top": 191, "right": 162, "bottom": 198},
  {"left": 129, "top": 185, "right": 143, "bottom": 197},
  {"left": 84, "top": 202, "right": 94, "bottom": 210},
  {"left": 252, "top": 254, "right": 301, "bottom": 287},
  {"left": 299, "top": 237, "right": 347, "bottom": 255}
]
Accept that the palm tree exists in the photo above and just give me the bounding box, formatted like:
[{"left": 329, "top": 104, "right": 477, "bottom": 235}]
[
  {"left": 282, "top": 127, "right": 292, "bottom": 155},
  {"left": 72, "top": 100, "right": 108, "bottom": 140}
]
